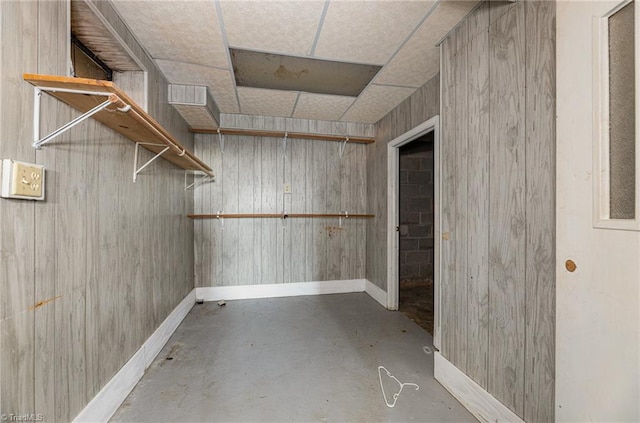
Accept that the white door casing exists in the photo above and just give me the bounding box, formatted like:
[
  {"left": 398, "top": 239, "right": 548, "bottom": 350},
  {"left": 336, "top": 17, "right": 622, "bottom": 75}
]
[
  {"left": 387, "top": 116, "right": 441, "bottom": 349},
  {"left": 557, "top": 1, "right": 640, "bottom": 421}
]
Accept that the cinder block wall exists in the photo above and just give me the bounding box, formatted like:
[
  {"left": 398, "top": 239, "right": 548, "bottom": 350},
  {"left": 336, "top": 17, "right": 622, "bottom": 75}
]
[{"left": 399, "top": 138, "right": 434, "bottom": 285}]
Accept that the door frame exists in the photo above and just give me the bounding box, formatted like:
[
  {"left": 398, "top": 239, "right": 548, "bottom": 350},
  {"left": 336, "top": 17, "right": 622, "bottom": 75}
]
[{"left": 387, "top": 115, "right": 440, "bottom": 349}]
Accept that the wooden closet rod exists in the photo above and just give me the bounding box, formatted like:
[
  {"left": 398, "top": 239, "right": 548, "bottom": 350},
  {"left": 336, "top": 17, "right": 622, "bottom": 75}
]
[
  {"left": 188, "top": 213, "right": 375, "bottom": 219},
  {"left": 190, "top": 128, "right": 375, "bottom": 144}
]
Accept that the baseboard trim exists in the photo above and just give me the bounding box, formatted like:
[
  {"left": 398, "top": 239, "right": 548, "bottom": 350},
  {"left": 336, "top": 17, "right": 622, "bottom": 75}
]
[
  {"left": 73, "top": 289, "right": 196, "bottom": 423},
  {"left": 434, "top": 352, "right": 525, "bottom": 423},
  {"left": 195, "top": 279, "right": 368, "bottom": 301},
  {"left": 364, "top": 279, "right": 388, "bottom": 308}
]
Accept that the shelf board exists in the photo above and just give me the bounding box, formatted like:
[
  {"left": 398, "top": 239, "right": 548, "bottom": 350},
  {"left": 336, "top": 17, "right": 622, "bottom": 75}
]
[
  {"left": 24, "top": 73, "right": 213, "bottom": 176},
  {"left": 188, "top": 213, "right": 375, "bottom": 219},
  {"left": 190, "top": 128, "right": 375, "bottom": 144}
]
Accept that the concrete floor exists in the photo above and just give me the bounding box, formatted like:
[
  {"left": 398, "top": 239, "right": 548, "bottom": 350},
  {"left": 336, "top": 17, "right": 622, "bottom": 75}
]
[{"left": 111, "top": 293, "right": 475, "bottom": 423}]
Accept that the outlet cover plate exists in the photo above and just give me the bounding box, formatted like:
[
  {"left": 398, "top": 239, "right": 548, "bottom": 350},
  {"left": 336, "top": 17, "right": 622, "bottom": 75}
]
[{"left": 1, "top": 159, "right": 45, "bottom": 200}]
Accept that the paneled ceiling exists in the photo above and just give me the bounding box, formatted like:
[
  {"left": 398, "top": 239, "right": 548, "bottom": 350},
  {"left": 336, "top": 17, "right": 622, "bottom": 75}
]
[{"left": 111, "top": 0, "right": 479, "bottom": 125}]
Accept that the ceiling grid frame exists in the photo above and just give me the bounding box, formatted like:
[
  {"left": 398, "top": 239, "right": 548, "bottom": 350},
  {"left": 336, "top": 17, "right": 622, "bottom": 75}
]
[{"left": 108, "top": 0, "right": 481, "bottom": 125}]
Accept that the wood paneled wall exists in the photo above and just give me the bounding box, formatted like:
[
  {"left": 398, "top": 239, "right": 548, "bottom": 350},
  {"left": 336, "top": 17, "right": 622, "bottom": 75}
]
[
  {"left": 194, "top": 114, "right": 374, "bottom": 286},
  {"left": 367, "top": 76, "right": 440, "bottom": 289},
  {"left": 0, "top": 1, "right": 194, "bottom": 421},
  {"left": 440, "top": 1, "right": 555, "bottom": 421}
]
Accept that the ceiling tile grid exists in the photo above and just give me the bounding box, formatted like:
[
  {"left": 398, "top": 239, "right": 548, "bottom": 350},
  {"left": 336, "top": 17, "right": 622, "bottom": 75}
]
[
  {"left": 219, "top": 1, "right": 326, "bottom": 56},
  {"left": 292, "top": 93, "right": 355, "bottom": 121},
  {"left": 313, "top": 1, "right": 436, "bottom": 65},
  {"left": 109, "top": 0, "right": 480, "bottom": 125},
  {"left": 341, "top": 84, "right": 416, "bottom": 124},
  {"left": 237, "top": 87, "right": 299, "bottom": 118},
  {"left": 111, "top": 0, "right": 228, "bottom": 69}
]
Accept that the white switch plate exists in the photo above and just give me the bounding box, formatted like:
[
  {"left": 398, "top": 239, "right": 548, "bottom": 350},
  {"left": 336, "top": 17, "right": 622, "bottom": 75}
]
[
  {"left": 1, "top": 159, "right": 45, "bottom": 200},
  {"left": 283, "top": 183, "right": 291, "bottom": 194}
]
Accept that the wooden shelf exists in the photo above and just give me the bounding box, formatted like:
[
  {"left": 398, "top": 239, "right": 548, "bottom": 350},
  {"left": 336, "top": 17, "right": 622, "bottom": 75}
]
[
  {"left": 23, "top": 74, "right": 214, "bottom": 176},
  {"left": 191, "top": 128, "right": 375, "bottom": 144},
  {"left": 188, "top": 213, "right": 375, "bottom": 219}
]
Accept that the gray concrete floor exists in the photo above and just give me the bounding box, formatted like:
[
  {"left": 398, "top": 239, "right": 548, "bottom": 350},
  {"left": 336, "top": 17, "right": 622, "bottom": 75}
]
[{"left": 111, "top": 293, "right": 475, "bottom": 423}]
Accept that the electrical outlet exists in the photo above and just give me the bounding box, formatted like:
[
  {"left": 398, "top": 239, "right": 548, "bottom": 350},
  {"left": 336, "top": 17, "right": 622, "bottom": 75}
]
[
  {"left": 284, "top": 183, "right": 291, "bottom": 194},
  {"left": 1, "top": 159, "right": 45, "bottom": 200}
]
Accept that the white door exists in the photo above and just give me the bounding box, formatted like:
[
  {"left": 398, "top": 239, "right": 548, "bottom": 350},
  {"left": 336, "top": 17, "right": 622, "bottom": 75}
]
[{"left": 557, "top": 1, "right": 640, "bottom": 421}]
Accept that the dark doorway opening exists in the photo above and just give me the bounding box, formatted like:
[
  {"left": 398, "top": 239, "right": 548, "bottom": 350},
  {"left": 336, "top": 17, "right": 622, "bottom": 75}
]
[{"left": 398, "top": 132, "right": 434, "bottom": 334}]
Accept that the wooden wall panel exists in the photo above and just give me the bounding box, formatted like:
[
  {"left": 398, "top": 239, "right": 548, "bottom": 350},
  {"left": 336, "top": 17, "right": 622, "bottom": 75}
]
[
  {"left": 195, "top": 115, "right": 372, "bottom": 286},
  {"left": 440, "top": 36, "right": 457, "bottom": 361},
  {"left": 366, "top": 76, "right": 440, "bottom": 290},
  {"left": 523, "top": 1, "right": 555, "bottom": 421},
  {"left": 465, "top": 25, "right": 490, "bottom": 389},
  {"left": 487, "top": 4, "right": 526, "bottom": 415},
  {"left": 437, "top": 1, "right": 555, "bottom": 421},
  {"left": 453, "top": 30, "right": 469, "bottom": 372},
  {"left": 34, "top": 1, "right": 67, "bottom": 420},
  {"left": 1, "top": 1, "right": 195, "bottom": 420},
  {"left": 0, "top": 0, "right": 39, "bottom": 418}
]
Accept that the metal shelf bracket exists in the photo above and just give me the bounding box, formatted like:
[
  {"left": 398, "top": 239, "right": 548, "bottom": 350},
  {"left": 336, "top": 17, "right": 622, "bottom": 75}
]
[
  {"left": 282, "top": 132, "right": 288, "bottom": 158},
  {"left": 133, "top": 142, "right": 170, "bottom": 182},
  {"left": 339, "top": 137, "right": 349, "bottom": 159},
  {"left": 339, "top": 210, "right": 349, "bottom": 228},
  {"left": 217, "top": 128, "right": 224, "bottom": 155},
  {"left": 217, "top": 210, "right": 224, "bottom": 230},
  {"left": 32, "top": 87, "right": 114, "bottom": 149},
  {"left": 184, "top": 171, "right": 214, "bottom": 190}
]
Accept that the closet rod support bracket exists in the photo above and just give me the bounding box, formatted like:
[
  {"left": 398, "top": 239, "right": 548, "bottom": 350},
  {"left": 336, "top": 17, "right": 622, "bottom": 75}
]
[
  {"left": 339, "top": 137, "right": 349, "bottom": 159},
  {"left": 133, "top": 142, "right": 170, "bottom": 182},
  {"left": 339, "top": 211, "right": 349, "bottom": 229},
  {"left": 217, "top": 210, "right": 224, "bottom": 230},
  {"left": 184, "top": 171, "right": 214, "bottom": 190},
  {"left": 32, "top": 91, "right": 115, "bottom": 149}
]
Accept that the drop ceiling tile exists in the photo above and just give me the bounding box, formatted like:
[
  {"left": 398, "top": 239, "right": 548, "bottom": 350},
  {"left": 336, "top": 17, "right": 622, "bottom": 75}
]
[
  {"left": 314, "top": 1, "right": 436, "bottom": 65},
  {"left": 156, "top": 60, "right": 239, "bottom": 113},
  {"left": 237, "top": 87, "right": 298, "bottom": 118},
  {"left": 293, "top": 93, "right": 355, "bottom": 121},
  {"left": 220, "top": 1, "right": 325, "bottom": 56},
  {"left": 375, "top": 1, "right": 476, "bottom": 88},
  {"left": 341, "top": 84, "right": 415, "bottom": 124},
  {"left": 111, "top": 0, "right": 228, "bottom": 69}
]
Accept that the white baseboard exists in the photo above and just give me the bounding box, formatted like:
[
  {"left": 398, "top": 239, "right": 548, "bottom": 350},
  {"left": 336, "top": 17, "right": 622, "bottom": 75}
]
[
  {"left": 73, "top": 289, "right": 196, "bottom": 423},
  {"left": 434, "top": 352, "right": 524, "bottom": 423},
  {"left": 195, "top": 279, "right": 367, "bottom": 301},
  {"left": 364, "top": 279, "right": 388, "bottom": 308}
]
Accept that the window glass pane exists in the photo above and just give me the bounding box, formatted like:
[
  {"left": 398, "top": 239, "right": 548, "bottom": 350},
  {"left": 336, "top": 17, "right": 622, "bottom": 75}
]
[{"left": 609, "top": 1, "right": 636, "bottom": 219}]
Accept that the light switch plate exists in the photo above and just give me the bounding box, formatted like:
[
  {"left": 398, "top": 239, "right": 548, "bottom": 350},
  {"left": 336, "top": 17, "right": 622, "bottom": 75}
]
[{"left": 1, "top": 159, "right": 45, "bottom": 200}]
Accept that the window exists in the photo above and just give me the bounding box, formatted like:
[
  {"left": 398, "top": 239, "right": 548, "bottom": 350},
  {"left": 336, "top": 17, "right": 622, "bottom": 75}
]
[{"left": 594, "top": 0, "right": 640, "bottom": 230}]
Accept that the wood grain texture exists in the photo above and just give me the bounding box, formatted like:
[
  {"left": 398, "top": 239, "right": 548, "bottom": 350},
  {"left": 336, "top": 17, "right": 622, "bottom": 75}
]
[
  {"left": 453, "top": 36, "right": 469, "bottom": 372},
  {"left": 440, "top": 36, "right": 457, "bottom": 361},
  {"left": 194, "top": 118, "right": 370, "bottom": 287},
  {"left": 0, "top": 0, "right": 38, "bottom": 418},
  {"left": 34, "top": 2, "right": 66, "bottom": 420},
  {"left": 523, "top": 1, "right": 556, "bottom": 421},
  {"left": 488, "top": 3, "right": 526, "bottom": 416},
  {"left": 437, "top": 2, "right": 556, "bottom": 420},
  {"left": 465, "top": 27, "right": 490, "bottom": 389},
  {"left": 2, "top": 1, "right": 195, "bottom": 420},
  {"left": 366, "top": 75, "right": 440, "bottom": 290}
]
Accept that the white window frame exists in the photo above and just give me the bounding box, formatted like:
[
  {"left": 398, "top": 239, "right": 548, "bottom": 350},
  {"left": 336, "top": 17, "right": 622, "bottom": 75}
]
[{"left": 593, "top": 0, "right": 640, "bottom": 231}]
